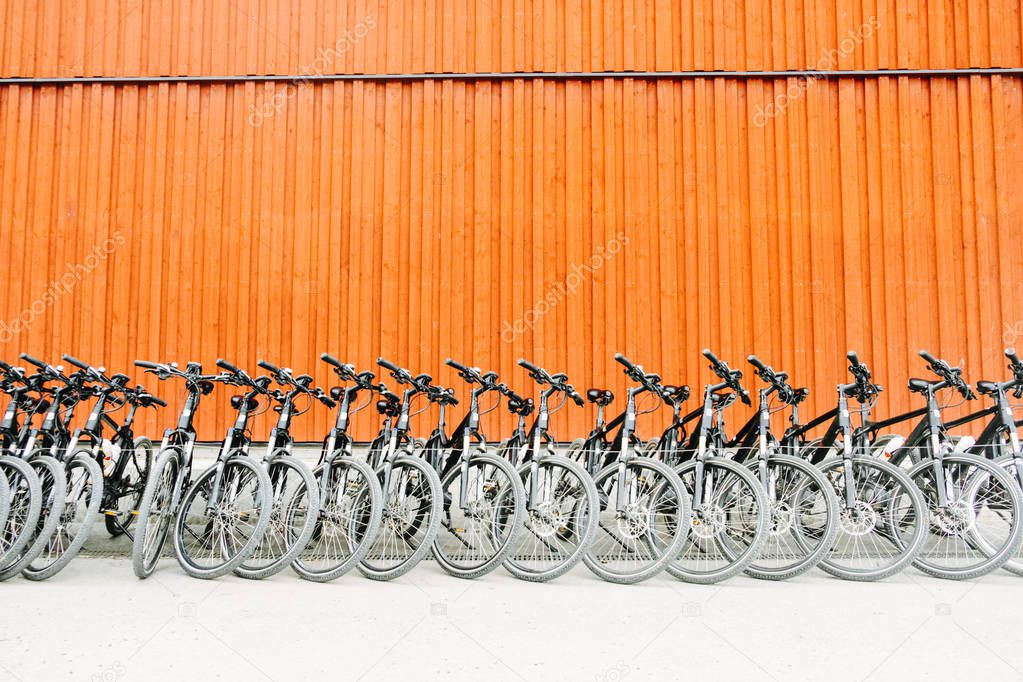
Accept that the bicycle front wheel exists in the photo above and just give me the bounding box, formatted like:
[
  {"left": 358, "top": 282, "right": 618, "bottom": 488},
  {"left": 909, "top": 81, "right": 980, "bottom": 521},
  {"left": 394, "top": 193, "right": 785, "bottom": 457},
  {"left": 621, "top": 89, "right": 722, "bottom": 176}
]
[
  {"left": 23, "top": 451, "right": 104, "bottom": 580},
  {"left": 817, "top": 456, "right": 927, "bottom": 581},
  {"left": 293, "top": 456, "right": 383, "bottom": 582},
  {"left": 666, "top": 457, "right": 769, "bottom": 584},
  {"left": 910, "top": 453, "right": 1023, "bottom": 580},
  {"left": 132, "top": 448, "right": 184, "bottom": 579},
  {"left": 993, "top": 455, "right": 1023, "bottom": 576},
  {"left": 503, "top": 455, "right": 599, "bottom": 582},
  {"left": 432, "top": 452, "right": 525, "bottom": 579},
  {"left": 0, "top": 455, "right": 42, "bottom": 567},
  {"left": 359, "top": 454, "right": 442, "bottom": 581},
  {"left": 583, "top": 457, "right": 690, "bottom": 584},
  {"left": 744, "top": 455, "right": 840, "bottom": 581},
  {"left": 173, "top": 457, "right": 273, "bottom": 579},
  {"left": 0, "top": 455, "right": 67, "bottom": 581},
  {"left": 235, "top": 454, "right": 320, "bottom": 580}
]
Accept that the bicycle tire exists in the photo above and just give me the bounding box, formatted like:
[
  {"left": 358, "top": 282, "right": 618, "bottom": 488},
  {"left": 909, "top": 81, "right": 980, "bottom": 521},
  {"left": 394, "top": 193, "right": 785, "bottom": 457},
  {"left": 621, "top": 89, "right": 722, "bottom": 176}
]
[
  {"left": 0, "top": 455, "right": 43, "bottom": 567},
  {"left": 132, "top": 448, "right": 184, "bottom": 579},
  {"left": 173, "top": 456, "right": 273, "bottom": 579},
  {"left": 993, "top": 454, "right": 1023, "bottom": 576},
  {"left": 359, "top": 454, "right": 442, "bottom": 581},
  {"left": 23, "top": 452, "right": 104, "bottom": 580},
  {"left": 293, "top": 456, "right": 383, "bottom": 582},
  {"left": 432, "top": 451, "right": 526, "bottom": 579},
  {"left": 234, "top": 453, "right": 321, "bottom": 580},
  {"left": 0, "top": 455, "right": 67, "bottom": 581},
  {"left": 503, "top": 455, "right": 599, "bottom": 582}
]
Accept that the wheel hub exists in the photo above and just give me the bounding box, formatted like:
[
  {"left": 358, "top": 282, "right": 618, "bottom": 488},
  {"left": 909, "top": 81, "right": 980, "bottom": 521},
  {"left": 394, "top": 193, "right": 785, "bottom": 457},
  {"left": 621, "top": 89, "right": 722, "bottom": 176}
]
[
  {"left": 527, "top": 503, "right": 567, "bottom": 538},
  {"left": 933, "top": 498, "right": 975, "bottom": 534},
  {"left": 691, "top": 504, "right": 726, "bottom": 539},
  {"left": 768, "top": 501, "right": 794, "bottom": 535},
  {"left": 839, "top": 500, "right": 877, "bottom": 536},
  {"left": 616, "top": 503, "right": 650, "bottom": 539}
]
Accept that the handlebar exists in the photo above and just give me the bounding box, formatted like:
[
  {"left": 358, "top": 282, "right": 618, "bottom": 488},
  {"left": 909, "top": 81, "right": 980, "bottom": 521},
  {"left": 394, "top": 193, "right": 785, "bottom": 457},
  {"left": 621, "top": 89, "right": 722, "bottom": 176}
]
[
  {"left": 257, "top": 359, "right": 283, "bottom": 375},
  {"left": 847, "top": 350, "right": 862, "bottom": 368},
  {"left": 134, "top": 360, "right": 160, "bottom": 370},
  {"left": 62, "top": 355, "right": 89, "bottom": 371},
  {"left": 216, "top": 358, "right": 242, "bottom": 374},
  {"left": 703, "top": 349, "right": 751, "bottom": 405},
  {"left": 918, "top": 350, "right": 975, "bottom": 400},
  {"left": 19, "top": 353, "right": 47, "bottom": 370},
  {"left": 517, "top": 359, "right": 541, "bottom": 374}
]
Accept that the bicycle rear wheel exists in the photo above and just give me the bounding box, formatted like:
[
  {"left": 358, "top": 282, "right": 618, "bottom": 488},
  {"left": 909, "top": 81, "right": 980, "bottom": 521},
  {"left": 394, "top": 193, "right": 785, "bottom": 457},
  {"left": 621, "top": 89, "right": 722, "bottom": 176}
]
[
  {"left": 173, "top": 457, "right": 273, "bottom": 579},
  {"left": 235, "top": 454, "right": 320, "bottom": 580},
  {"left": 106, "top": 437, "right": 153, "bottom": 537},
  {"left": 0, "top": 455, "right": 67, "bottom": 581},
  {"left": 359, "top": 454, "right": 442, "bottom": 581},
  {"left": 24, "top": 451, "right": 104, "bottom": 580},
  {"left": 817, "top": 456, "right": 927, "bottom": 581},
  {"left": 0, "top": 456, "right": 42, "bottom": 566},
  {"left": 293, "top": 456, "right": 383, "bottom": 582},
  {"left": 132, "top": 448, "right": 184, "bottom": 578},
  {"left": 910, "top": 453, "right": 1023, "bottom": 580},
  {"left": 666, "top": 457, "right": 769, "bottom": 584},
  {"left": 503, "top": 455, "right": 599, "bottom": 582},
  {"left": 583, "top": 456, "right": 690, "bottom": 584},
  {"left": 432, "top": 452, "right": 525, "bottom": 579}
]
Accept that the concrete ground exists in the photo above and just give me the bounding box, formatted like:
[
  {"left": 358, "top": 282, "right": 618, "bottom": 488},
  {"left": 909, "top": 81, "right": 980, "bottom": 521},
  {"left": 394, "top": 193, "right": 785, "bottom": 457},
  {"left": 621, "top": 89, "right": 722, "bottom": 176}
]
[{"left": 2, "top": 558, "right": 1022, "bottom": 681}]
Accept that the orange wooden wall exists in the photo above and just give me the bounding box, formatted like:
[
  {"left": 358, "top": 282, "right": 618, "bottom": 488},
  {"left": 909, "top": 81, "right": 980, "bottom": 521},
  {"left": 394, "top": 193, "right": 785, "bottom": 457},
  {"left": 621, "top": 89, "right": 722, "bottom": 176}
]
[{"left": 1, "top": 2, "right": 1022, "bottom": 442}]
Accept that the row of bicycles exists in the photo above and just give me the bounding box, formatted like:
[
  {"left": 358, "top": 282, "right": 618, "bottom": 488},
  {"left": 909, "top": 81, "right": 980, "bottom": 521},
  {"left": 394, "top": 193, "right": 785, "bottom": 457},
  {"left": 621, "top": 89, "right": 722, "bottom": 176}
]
[{"left": 1, "top": 346, "right": 1022, "bottom": 584}]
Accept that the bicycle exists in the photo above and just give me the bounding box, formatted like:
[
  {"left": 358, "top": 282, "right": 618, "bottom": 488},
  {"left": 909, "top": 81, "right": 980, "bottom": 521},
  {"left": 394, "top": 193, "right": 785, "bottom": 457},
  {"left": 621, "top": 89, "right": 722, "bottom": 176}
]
[
  {"left": 291, "top": 355, "right": 383, "bottom": 582},
  {"left": 931, "top": 348, "right": 1023, "bottom": 575},
  {"left": 0, "top": 354, "right": 94, "bottom": 581},
  {"left": 0, "top": 360, "right": 43, "bottom": 567},
  {"left": 131, "top": 360, "right": 217, "bottom": 578},
  {"left": 163, "top": 359, "right": 275, "bottom": 579},
  {"left": 872, "top": 351, "right": 1023, "bottom": 579},
  {"left": 22, "top": 356, "right": 165, "bottom": 580},
  {"left": 652, "top": 350, "right": 770, "bottom": 584},
  {"left": 570, "top": 354, "right": 690, "bottom": 584},
  {"left": 786, "top": 351, "right": 927, "bottom": 580},
  {"left": 359, "top": 358, "right": 443, "bottom": 581},
  {"left": 416, "top": 359, "right": 525, "bottom": 579},
  {"left": 233, "top": 360, "right": 328, "bottom": 580},
  {"left": 726, "top": 356, "right": 840, "bottom": 580},
  {"left": 498, "top": 360, "right": 599, "bottom": 582}
]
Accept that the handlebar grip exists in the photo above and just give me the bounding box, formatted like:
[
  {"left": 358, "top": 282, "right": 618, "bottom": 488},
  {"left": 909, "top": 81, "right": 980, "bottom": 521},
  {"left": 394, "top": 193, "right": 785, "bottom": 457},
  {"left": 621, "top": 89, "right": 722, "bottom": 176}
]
[
  {"left": 570, "top": 391, "right": 584, "bottom": 407},
  {"left": 257, "top": 359, "right": 283, "bottom": 374},
  {"left": 441, "top": 357, "right": 468, "bottom": 374},
  {"left": 150, "top": 396, "right": 168, "bottom": 407},
  {"left": 747, "top": 355, "right": 768, "bottom": 372},
  {"left": 320, "top": 352, "right": 343, "bottom": 368},
  {"left": 847, "top": 350, "right": 862, "bottom": 367},
  {"left": 19, "top": 353, "right": 46, "bottom": 369},
  {"left": 1006, "top": 348, "right": 1021, "bottom": 366},
  {"left": 702, "top": 349, "right": 721, "bottom": 365},
  {"left": 614, "top": 353, "right": 636, "bottom": 371},
  {"left": 919, "top": 349, "right": 940, "bottom": 366},
  {"left": 517, "top": 358, "right": 541, "bottom": 373},
  {"left": 0, "top": 359, "right": 12, "bottom": 372},
  {"left": 377, "top": 357, "right": 401, "bottom": 373},
  {"left": 134, "top": 360, "right": 160, "bottom": 370},
  {"left": 216, "top": 358, "right": 242, "bottom": 374},
  {"left": 62, "top": 355, "right": 90, "bottom": 370}
]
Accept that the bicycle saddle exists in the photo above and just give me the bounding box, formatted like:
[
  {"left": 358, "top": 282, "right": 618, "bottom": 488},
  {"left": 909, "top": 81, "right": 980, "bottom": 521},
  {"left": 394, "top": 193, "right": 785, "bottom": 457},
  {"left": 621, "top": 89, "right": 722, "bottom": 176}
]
[
  {"left": 110, "top": 373, "right": 131, "bottom": 385},
  {"left": 908, "top": 377, "right": 943, "bottom": 394},
  {"left": 329, "top": 386, "right": 344, "bottom": 400},
  {"left": 414, "top": 373, "right": 432, "bottom": 387},
  {"left": 791, "top": 387, "right": 809, "bottom": 404},
  {"left": 976, "top": 380, "right": 999, "bottom": 396},
  {"left": 586, "top": 388, "right": 614, "bottom": 406},
  {"left": 375, "top": 398, "right": 400, "bottom": 417},
  {"left": 662, "top": 384, "right": 690, "bottom": 403}
]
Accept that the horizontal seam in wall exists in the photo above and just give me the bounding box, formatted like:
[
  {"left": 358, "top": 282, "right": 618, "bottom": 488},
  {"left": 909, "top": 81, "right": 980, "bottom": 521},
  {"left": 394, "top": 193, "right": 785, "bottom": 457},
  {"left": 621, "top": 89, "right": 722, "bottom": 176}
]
[{"left": 1, "top": 67, "right": 1022, "bottom": 86}]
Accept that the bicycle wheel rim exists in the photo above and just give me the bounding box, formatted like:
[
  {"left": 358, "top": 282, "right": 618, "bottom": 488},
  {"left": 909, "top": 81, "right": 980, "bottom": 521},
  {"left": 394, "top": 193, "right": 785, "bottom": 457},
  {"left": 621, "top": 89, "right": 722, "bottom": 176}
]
[
  {"left": 911, "top": 454, "right": 1023, "bottom": 577},
  {"left": 174, "top": 459, "right": 270, "bottom": 574},
  {"left": 433, "top": 454, "right": 523, "bottom": 575},
  {"left": 505, "top": 458, "right": 596, "bottom": 578},
  {"left": 0, "top": 458, "right": 42, "bottom": 565},
  {"left": 820, "top": 458, "right": 925, "bottom": 578},
  {"left": 239, "top": 457, "right": 316, "bottom": 573},
  {"left": 586, "top": 459, "right": 687, "bottom": 579},
  {"left": 746, "top": 457, "right": 838, "bottom": 577},
  {"left": 671, "top": 459, "right": 767, "bottom": 579},
  {"left": 361, "top": 457, "right": 440, "bottom": 576},
  {"left": 27, "top": 454, "right": 102, "bottom": 575},
  {"left": 295, "top": 460, "right": 380, "bottom": 578},
  {"left": 139, "top": 454, "right": 181, "bottom": 574}
]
